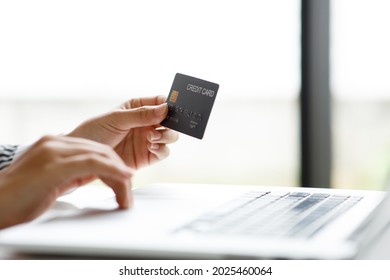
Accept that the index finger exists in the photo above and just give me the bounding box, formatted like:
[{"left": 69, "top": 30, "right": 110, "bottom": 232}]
[{"left": 121, "top": 95, "right": 166, "bottom": 110}]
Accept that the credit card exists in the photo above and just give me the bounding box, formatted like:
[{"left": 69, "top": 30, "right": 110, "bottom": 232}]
[{"left": 161, "top": 73, "right": 219, "bottom": 139}]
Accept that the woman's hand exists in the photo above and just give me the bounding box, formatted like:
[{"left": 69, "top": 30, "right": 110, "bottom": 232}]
[
  {"left": 0, "top": 135, "right": 133, "bottom": 229},
  {"left": 67, "top": 95, "right": 179, "bottom": 170}
]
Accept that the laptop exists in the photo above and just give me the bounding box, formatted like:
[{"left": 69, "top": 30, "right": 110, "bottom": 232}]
[{"left": 0, "top": 183, "right": 388, "bottom": 259}]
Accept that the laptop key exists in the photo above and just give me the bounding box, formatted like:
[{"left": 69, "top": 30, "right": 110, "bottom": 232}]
[{"left": 179, "top": 192, "right": 363, "bottom": 239}]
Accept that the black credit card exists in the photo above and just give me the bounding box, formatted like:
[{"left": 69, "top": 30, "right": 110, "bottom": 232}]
[{"left": 161, "top": 73, "right": 219, "bottom": 139}]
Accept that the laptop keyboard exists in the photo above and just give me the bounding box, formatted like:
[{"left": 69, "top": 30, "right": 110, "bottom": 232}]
[{"left": 178, "top": 191, "right": 363, "bottom": 239}]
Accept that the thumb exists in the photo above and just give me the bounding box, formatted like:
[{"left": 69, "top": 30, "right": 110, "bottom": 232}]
[{"left": 114, "top": 103, "right": 168, "bottom": 129}]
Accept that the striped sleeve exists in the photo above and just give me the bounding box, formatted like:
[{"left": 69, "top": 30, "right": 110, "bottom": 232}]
[{"left": 0, "top": 145, "right": 18, "bottom": 170}]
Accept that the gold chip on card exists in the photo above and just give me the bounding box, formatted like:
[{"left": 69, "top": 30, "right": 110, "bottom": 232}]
[{"left": 169, "top": 90, "right": 179, "bottom": 103}]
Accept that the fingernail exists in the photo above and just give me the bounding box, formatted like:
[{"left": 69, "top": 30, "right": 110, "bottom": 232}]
[
  {"left": 127, "top": 191, "right": 134, "bottom": 208},
  {"left": 118, "top": 180, "right": 132, "bottom": 209},
  {"left": 120, "top": 167, "right": 133, "bottom": 178},
  {"left": 154, "top": 103, "right": 167, "bottom": 117},
  {"left": 149, "top": 131, "right": 161, "bottom": 141},
  {"left": 150, "top": 143, "right": 159, "bottom": 150}
]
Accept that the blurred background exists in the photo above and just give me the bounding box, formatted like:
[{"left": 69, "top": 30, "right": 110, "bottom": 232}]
[{"left": 0, "top": 0, "right": 389, "bottom": 190}]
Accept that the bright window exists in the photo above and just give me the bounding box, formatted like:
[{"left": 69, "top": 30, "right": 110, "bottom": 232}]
[
  {"left": 0, "top": 0, "right": 300, "bottom": 187},
  {"left": 331, "top": 0, "right": 390, "bottom": 189}
]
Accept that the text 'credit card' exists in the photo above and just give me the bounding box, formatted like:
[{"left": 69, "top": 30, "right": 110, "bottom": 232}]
[{"left": 161, "top": 73, "right": 219, "bottom": 139}]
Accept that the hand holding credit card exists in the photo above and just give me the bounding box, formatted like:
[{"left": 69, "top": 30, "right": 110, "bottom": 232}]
[{"left": 161, "top": 73, "right": 219, "bottom": 139}]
